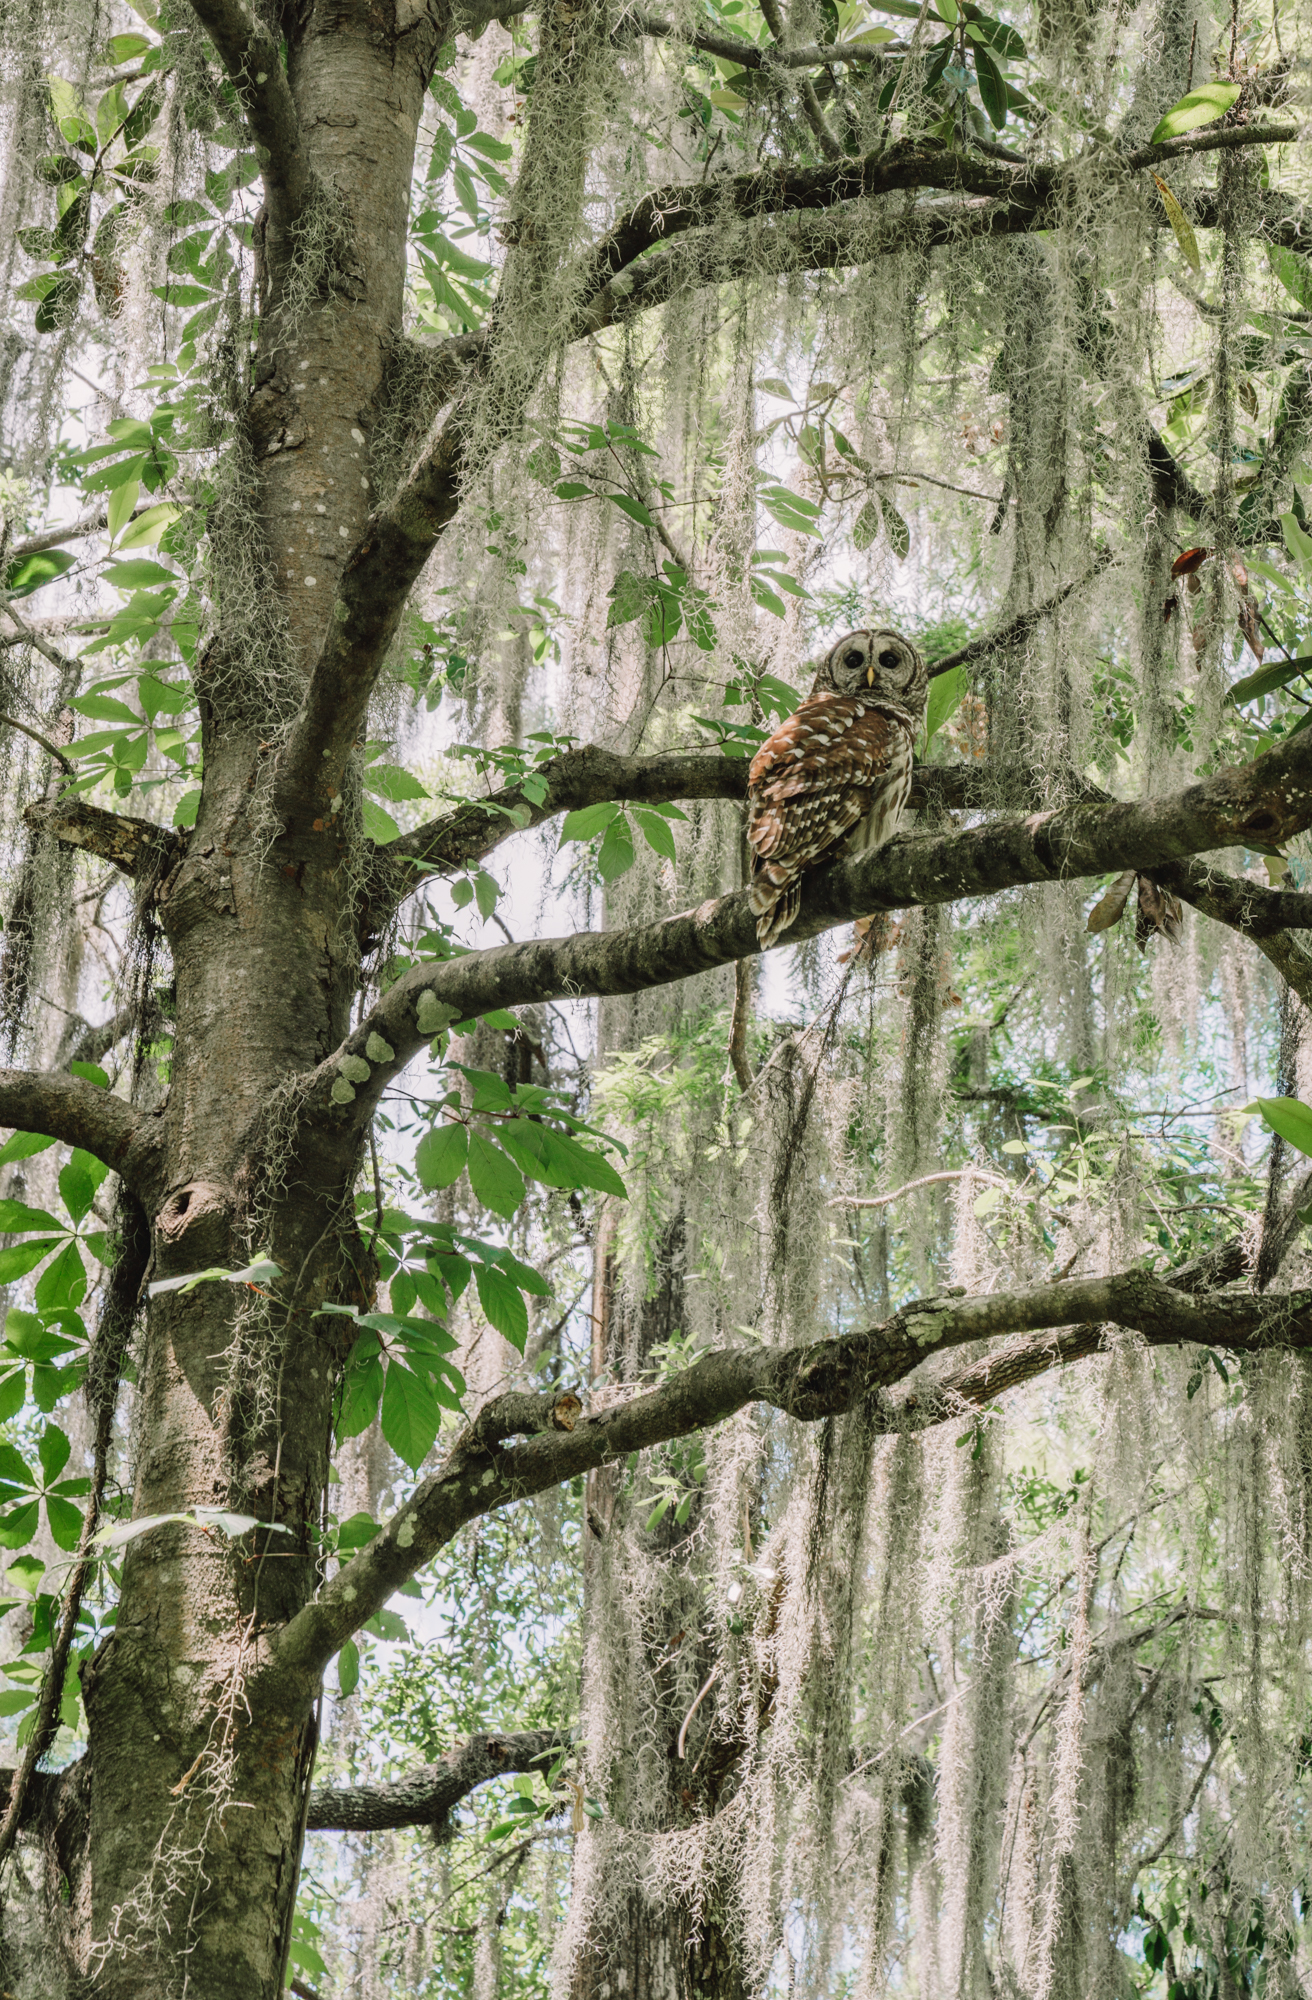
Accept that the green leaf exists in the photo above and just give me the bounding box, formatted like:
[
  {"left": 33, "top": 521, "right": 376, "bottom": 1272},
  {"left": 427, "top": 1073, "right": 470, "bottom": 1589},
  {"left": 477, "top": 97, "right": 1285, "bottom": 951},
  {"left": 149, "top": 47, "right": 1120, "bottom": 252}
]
[
  {"left": 606, "top": 569, "right": 648, "bottom": 630},
  {"left": 497, "top": 1121, "right": 628, "bottom": 1199},
  {"left": 35, "top": 1241, "right": 86, "bottom": 1312},
  {"left": 4, "top": 1310, "right": 78, "bottom": 1363},
  {"left": 924, "top": 666, "right": 970, "bottom": 750},
  {"left": 608, "top": 492, "right": 655, "bottom": 529},
  {"left": 58, "top": 1156, "right": 97, "bottom": 1224},
  {"left": 474, "top": 1264, "right": 529, "bottom": 1349},
  {"left": 107, "top": 476, "right": 140, "bottom": 541},
  {"left": 102, "top": 559, "right": 174, "bottom": 589},
  {"left": 528, "top": 442, "right": 561, "bottom": 486},
  {"left": 0, "top": 1200, "right": 65, "bottom": 1233},
  {"left": 381, "top": 1363, "right": 441, "bottom": 1468},
  {"left": 106, "top": 32, "right": 152, "bottom": 60},
  {"left": 0, "top": 1371, "right": 23, "bottom": 1423},
  {"left": 338, "top": 1638, "right": 360, "bottom": 1697},
  {"left": 45, "top": 1493, "right": 82, "bottom": 1551},
  {"left": 4, "top": 549, "right": 75, "bottom": 599},
  {"left": 115, "top": 502, "right": 181, "bottom": 550},
  {"left": 70, "top": 1060, "right": 109, "bottom": 1088},
  {"left": 560, "top": 802, "right": 620, "bottom": 843},
  {"left": 0, "top": 1132, "right": 56, "bottom": 1167},
  {"left": 337, "top": 1348, "right": 384, "bottom": 1439},
  {"left": 34, "top": 272, "right": 80, "bottom": 333},
  {"left": 70, "top": 692, "right": 140, "bottom": 724},
  {"left": 0, "top": 1502, "right": 40, "bottom": 1550},
  {"left": 1149, "top": 81, "right": 1241, "bottom": 145},
  {"left": 0, "top": 1242, "right": 61, "bottom": 1286},
  {"left": 465, "top": 1135, "right": 526, "bottom": 1219},
  {"left": 37, "top": 1424, "right": 71, "bottom": 1486},
  {"left": 365, "top": 762, "right": 429, "bottom": 802},
  {"left": 1246, "top": 1096, "right": 1312, "bottom": 1160},
  {"left": 362, "top": 798, "right": 401, "bottom": 846},
  {"left": 878, "top": 491, "right": 912, "bottom": 559},
  {"left": 596, "top": 813, "right": 635, "bottom": 882},
  {"left": 632, "top": 808, "right": 677, "bottom": 863},
  {"left": 1228, "top": 654, "right": 1312, "bottom": 705},
  {"left": 1268, "top": 248, "right": 1312, "bottom": 314},
  {"left": 173, "top": 790, "right": 201, "bottom": 829},
  {"left": 415, "top": 1122, "right": 469, "bottom": 1191},
  {"left": 973, "top": 43, "right": 1008, "bottom": 128},
  {"left": 853, "top": 498, "right": 881, "bottom": 551}
]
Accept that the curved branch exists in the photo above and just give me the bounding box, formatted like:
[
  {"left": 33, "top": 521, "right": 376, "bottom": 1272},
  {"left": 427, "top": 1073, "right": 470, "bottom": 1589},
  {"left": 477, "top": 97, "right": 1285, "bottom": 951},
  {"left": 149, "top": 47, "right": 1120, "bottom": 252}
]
[
  {"left": 266, "top": 1266, "right": 1312, "bottom": 1697},
  {"left": 272, "top": 125, "right": 1299, "bottom": 839},
  {"left": 306, "top": 1729, "right": 569, "bottom": 1831},
  {"left": 0, "top": 1068, "right": 163, "bottom": 1196}
]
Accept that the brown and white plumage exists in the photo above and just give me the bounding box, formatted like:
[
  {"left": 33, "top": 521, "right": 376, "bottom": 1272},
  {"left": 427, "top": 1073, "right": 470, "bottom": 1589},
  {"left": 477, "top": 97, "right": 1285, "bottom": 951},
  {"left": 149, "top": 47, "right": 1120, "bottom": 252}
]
[{"left": 747, "top": 627, "right": 928, "bottom": 948}]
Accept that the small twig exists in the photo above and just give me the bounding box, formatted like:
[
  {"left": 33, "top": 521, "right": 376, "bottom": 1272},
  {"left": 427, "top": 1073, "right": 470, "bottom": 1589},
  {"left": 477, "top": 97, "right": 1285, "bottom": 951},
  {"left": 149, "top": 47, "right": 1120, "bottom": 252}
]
[
  {"left": 0, "top": 711, "right": 75, "bottom": 775},
  {"left": 928, "top": 548, "right": 1116, "bottom": 678},
  {"left": 829, "top": 1167, "right": 1009, "bottom": 1209},
  {"left": 676, "top": 1663, "right": 723, "bottom": 1759}
]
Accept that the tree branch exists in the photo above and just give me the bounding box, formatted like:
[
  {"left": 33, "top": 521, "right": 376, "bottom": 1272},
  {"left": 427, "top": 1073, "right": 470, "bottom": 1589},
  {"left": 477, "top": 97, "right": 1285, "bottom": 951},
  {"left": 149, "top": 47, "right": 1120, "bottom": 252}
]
[
  {"left": 306, "top": 1728, "right": 569, "bottom": 1831},
  {"left": 0, "top": 1069, "right": 163, "bottom": 1194},
  {"left": 629, "top": 10, "right": 905, "bottom": 68},
  {"left": 23, "top": 796, "right": 182, "bottom": 878},
  {"left": 271, "top": 124, "right": 1299, "bottom": 843},
  {"left": 309, "top": 725, "right": 1312, "bottom": 1158},
  {"left": 266, "top": 1266, "right": 1312, "bottom": 1697},
  {"left": 181, "top": 0, "right": 312, "bottom": 250}
]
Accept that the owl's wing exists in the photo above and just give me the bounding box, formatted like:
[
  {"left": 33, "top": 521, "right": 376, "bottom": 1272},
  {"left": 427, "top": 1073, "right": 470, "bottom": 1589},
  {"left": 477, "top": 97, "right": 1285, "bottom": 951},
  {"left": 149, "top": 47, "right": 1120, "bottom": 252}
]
[{"left": 747, "top": 698, "right": 912, "bottom": 875}]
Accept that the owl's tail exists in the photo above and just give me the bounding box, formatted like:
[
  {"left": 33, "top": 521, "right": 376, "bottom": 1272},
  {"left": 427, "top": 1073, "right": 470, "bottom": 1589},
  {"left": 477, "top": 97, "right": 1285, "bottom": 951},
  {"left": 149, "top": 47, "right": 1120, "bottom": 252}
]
[{"left": 752, "top": 880, "right": 802, "bottom": 949}]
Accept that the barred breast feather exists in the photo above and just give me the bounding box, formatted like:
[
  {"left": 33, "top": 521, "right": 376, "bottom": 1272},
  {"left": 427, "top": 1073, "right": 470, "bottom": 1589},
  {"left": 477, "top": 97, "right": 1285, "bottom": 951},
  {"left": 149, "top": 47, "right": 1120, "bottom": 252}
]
[{"left": 746, "top": 692, "right": 914, "bottom": 949}]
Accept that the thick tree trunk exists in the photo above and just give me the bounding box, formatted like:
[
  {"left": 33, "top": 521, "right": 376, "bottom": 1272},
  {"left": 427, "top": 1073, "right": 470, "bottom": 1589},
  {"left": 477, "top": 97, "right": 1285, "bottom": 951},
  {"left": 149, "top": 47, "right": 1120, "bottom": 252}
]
[{"left": 70, "top": 4, "right": 439, "bottom": 1989}]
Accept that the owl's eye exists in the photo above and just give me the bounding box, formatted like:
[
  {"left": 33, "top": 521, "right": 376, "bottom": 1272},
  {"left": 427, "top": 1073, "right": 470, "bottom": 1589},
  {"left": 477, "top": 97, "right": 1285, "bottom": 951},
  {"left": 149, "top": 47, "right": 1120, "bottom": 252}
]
[
  {"left": 878, "top": 649, "right": 902, "bottom": 671},
  {"left": 843, "top": 648, "right": 866, "bottom": 671}
]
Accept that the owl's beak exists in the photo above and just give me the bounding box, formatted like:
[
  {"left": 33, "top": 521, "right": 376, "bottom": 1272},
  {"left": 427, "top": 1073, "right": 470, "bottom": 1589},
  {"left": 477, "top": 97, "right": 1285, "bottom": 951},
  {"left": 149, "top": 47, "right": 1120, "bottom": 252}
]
[{"left": 866, "top": 665, "right": 875, "bottom": 685}]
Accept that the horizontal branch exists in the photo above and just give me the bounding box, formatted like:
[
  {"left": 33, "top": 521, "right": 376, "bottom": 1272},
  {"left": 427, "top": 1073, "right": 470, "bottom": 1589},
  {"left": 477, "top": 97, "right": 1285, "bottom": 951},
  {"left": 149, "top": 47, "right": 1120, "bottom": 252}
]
[
  {"left": 266, "top": 1265, "right": 1312, "bottom": 1699},
  {"left": 308, "top": 725, "right": 1312, "bottom": 1158},
  {"left": 306, "top": 1728, "right": 569, "bottom": 1832},
  {"left": 23, "top": 797, "right": 182, "bottom": 879},
  {"left": 629, "top": 9, "right": 906, "bottom": 66},
  {"left": 0, "top": 1069, "right": 163, "bottom": 1194}
]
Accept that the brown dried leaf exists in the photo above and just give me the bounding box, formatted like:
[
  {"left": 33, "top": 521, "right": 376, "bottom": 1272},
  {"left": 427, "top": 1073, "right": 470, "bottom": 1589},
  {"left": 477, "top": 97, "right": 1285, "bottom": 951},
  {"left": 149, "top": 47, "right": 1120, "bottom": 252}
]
[
  {"left": 1192, "top": 618, "right": 1209, "bottom": 654},
  {"left": 1237, "top": 596, "right": 1263, "bottom": 660},
  {"left": 1186, "top": 570, "right": 1202, "bottom": 596},
  {"left": 1231, "top": 558, "right": 1249, "bottom": 593},
  {"left": 1171, "top": 545, "right": 1211, "bottom": 578},
  {"left": 1163, "top": 593, "right": 1178, "bottom": 623},
  {"left": 1086, "top": 868, "right": 1137, "bottom": 934}
]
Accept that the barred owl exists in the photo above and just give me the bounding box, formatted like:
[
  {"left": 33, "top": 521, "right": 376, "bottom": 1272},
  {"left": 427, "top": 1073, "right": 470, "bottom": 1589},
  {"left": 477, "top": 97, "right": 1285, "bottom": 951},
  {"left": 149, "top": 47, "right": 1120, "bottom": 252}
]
[{"left": 747, "top": 628, "right": 928, "bottom": 948}]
